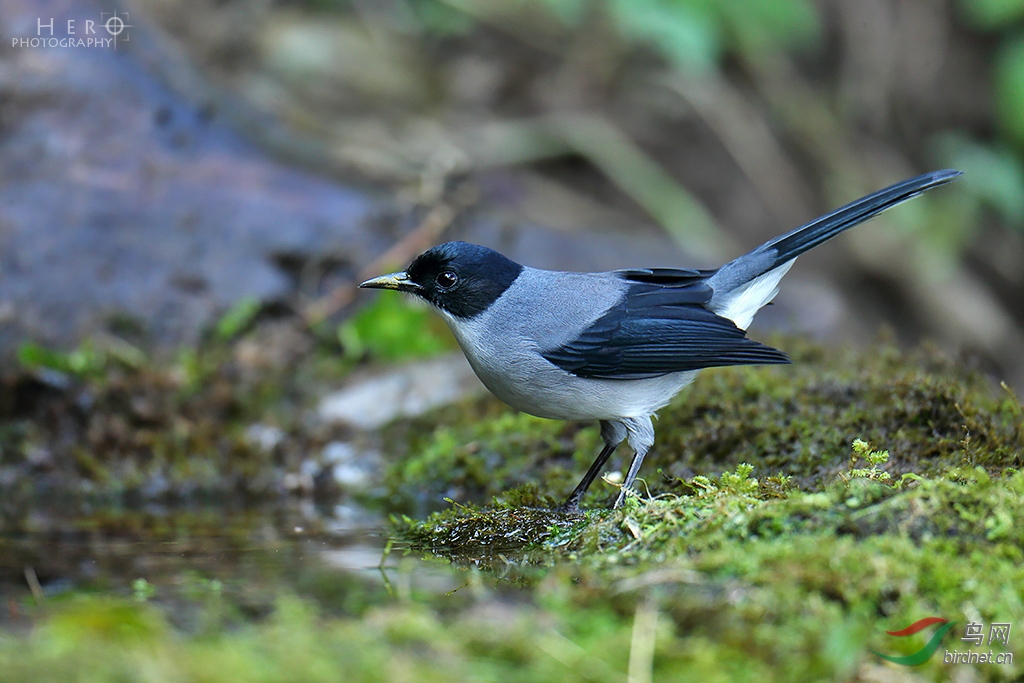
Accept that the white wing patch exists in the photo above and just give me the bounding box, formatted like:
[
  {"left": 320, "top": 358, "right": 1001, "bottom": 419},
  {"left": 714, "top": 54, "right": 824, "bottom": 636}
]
[{"left": 708, "top": 260, "right": 794, "bottom": 331}]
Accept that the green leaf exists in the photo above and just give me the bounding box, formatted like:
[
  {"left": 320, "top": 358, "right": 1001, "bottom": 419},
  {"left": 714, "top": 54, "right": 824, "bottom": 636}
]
[
  {"left": 959, "top": 0, "right": 1024, "bottom": 29},
  {"left": 131, "top": 578, "right": 156, "bottom": 603},
  {"left": 995, "top": 35, "right": 1024, "bottom": 149},
  {"left": 934, "top": 133, "right": 1024, "bottom": 226},
  {"left": 215, "top": 297, "right": 262, "bottom": 342},
  {"left": 411, "top": 0, "right": 475, "bottom": 35},
  {"left": 719, "top": 0, "right": 819, "bottom": 56},
  {"left": 536, "top": 0, "right": 588, "bottom": 26},
  {"left": 17, "top": 342, "right": 71, "bottom": 374},
  {"left": 610, "top": 0, "right": 721, "bottom": 72},
  {"left": 17, "top": 341, "right": 106, "bottom": 378},
  {"left": 340, "top": 291, "right": 455, "bottom": 362}
]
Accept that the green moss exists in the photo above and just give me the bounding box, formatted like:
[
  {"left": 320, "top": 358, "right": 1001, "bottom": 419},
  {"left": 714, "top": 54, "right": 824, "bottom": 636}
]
[
  {"left": 0, "top": 325, "right": 347, "bottom": 505},
  {"left": 387, "top": 468, "right": 1024, "bottom": 680},
  {"left": 339, "top": 291, "right": 457, "bottom": 362},
  {"left": 382, "top": 407, "right": 589, "bottom": 513},
  {"left": 387, "top": 339, "right": 1024, "bottom": 569},
  {"left": 4, "top": 333, "right": 1022, "bottom": 682},
  {"left": 2, "top": 510, "right": 1021, "bottom": 683},
  {"left": 376, "top": 340, "right": 1023, "bottom": 680},
  {"left": 385, "top": 339, "right": 1023, "bottom": 512}
]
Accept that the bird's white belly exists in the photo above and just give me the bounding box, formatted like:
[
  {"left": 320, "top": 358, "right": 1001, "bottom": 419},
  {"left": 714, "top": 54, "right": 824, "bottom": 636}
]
[
  {"left": 445, "top": 310, "right": 696, "bottom": 420},
  {"left": 475, "top": 360, "right": 697, "bottom": 421}
]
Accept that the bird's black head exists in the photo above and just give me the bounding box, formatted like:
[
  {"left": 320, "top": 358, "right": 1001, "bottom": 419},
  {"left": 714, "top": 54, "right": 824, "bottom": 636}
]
[{"left": 359, "top": 241, "right": 523, "bottom": 318}]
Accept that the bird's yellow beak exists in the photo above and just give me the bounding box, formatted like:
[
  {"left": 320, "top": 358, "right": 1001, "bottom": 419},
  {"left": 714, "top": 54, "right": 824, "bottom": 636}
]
[{"left": 358, "top": 271, "right": 422, "bottom": 293}]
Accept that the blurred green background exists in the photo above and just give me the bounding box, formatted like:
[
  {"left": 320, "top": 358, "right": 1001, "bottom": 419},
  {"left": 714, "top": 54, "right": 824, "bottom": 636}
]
[
  {"left": 1, "top": 1, "right": 1023, "bottom": 681},
  {"left": 138, "top": 0, "right": 1024, "bottom": 385}
]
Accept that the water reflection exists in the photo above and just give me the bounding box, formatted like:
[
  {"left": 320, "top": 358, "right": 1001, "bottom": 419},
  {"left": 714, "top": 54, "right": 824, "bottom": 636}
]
[{"left": 0, "top": 497, "right": 470, "bottom": 630}]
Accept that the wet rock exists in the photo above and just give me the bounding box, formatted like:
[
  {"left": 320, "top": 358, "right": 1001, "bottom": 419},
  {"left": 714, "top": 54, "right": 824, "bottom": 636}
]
[
  {"left": 318, "top": 353, "right": 484, "bottom": 429},
  {"left": 141, "top": 473, "right": 171, "bottom": 499},
  {"left": 282, "top": 471, "right": 314, "bottom": 494},
  {"left": 322, "top": 441, "right": 357, "bottom": 465},
  {"left": 24, "top": 446, "right": 53, "bottom": 470},
  {"left": 323, "top": 441, "right": 380, "bottom": 489},
  {"left": 0, "top": 0, "right": 390, "bottom": 355},
  {"left": 245, "top": 424, "right": 285, "bottom": 453}
]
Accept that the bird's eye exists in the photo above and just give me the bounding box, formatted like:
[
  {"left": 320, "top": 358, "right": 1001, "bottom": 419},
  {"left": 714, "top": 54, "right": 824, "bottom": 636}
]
[{"left": 435, "top": 270, "right": 459, "bottom": 289}]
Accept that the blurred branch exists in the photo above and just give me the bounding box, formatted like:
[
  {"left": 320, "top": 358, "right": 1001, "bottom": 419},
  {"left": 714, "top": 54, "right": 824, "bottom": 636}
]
[
  {"left": 459, "top": 118, "right": 573, "bottom": 168},
  {"left": 113, "top": 0, "right": 385, "bottom": 187},
  {"left": 122, "top": 0, "right": 727, "bottom": 262},
  {"left": 552, "top": 113, "right": 734, "bottom": 261},
  {"left": 458, "top": 114, "right": 734, "bottom": 260},
  {"left": 24, "top": 566, "right": 44, "bottom": 604},
  {"left": 661, "top": 73, "right": 814, "bottom": 229},
  {"left": 435, "top": 0, "right": 566, "bottom": 52},
  {"left": 302, "top": 200, "right": 462, "bottom": 328},
  {"left": 304, "top": 105, "right": 736, "bottom": 324},
  {"left": 745, "top": 50, "right": 1024, "bottom": 385}
]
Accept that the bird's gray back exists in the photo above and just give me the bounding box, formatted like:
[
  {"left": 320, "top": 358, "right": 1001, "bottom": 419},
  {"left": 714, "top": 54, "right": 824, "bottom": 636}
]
[
  {"left": 445, "top": 267, "right": 626, "bottom": 374},
  {"left": 441, "top": 267, "right": 697, "bottom": 420},
  {"left": 495, "top": 268, "right": 627, "bottom": 346}
]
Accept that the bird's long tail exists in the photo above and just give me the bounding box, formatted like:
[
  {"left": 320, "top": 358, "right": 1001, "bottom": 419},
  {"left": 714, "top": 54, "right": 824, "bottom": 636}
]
[
  {"left": 757, "top": 169, "right": 961, "bottom": 271},
  {"left": 707, "top": 169, "right": 962, "bottom": 329}
]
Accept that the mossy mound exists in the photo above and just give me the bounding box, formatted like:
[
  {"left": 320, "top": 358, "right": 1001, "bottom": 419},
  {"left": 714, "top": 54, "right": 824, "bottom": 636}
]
[
  {"left": 2, "top": 335, "right": 1021, "bottom": 682},
  {"left": 383, "top": 341, "right": 1023, "bottom": 681},
  {"left": 384, "top": 339, "right": 1023, "bottom": 514}
]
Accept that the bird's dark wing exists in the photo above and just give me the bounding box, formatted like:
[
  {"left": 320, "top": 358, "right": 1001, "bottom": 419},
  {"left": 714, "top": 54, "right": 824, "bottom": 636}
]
[
  {"left": 615, "top": 267, "right": 710, "bottom": 283},
  {"left": 541, "top": 270, "right": 790, "bottom": 380}
]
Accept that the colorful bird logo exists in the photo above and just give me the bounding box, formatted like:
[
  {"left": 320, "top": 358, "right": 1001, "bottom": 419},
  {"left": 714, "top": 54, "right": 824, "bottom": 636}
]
[{"left": 873, "top": 617, "right": 958, "bottom": 666}]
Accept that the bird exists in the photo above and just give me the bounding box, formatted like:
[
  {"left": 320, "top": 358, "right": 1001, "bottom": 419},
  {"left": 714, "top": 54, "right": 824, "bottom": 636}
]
[{"left": 359, "top": 169, "right": 962, "bottom": 512}]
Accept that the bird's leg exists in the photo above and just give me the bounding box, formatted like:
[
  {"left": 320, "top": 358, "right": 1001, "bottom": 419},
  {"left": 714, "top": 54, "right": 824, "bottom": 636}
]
[
  {"left": 559, "top": 420, "right": 626, "bottom": 513},
  {"left": 560, "top": 442, "right": 618, "bottom": 513},
  {"left": 613, "top": 446, "right": 649, "bottom": 508},
  {"left": 613, "top": 416, "right": 656, "bottom": 509}
]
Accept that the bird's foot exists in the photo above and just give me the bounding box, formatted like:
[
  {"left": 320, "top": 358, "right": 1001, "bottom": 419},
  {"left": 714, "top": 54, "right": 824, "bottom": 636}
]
[{"left": 557, "top": 497, "right": 584, "bottom": 515}]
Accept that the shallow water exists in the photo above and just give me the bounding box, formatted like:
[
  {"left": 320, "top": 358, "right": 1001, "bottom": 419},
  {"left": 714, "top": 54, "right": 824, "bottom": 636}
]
[{"left": 0, "top": 498, "right": 471, "bottom": 630}]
